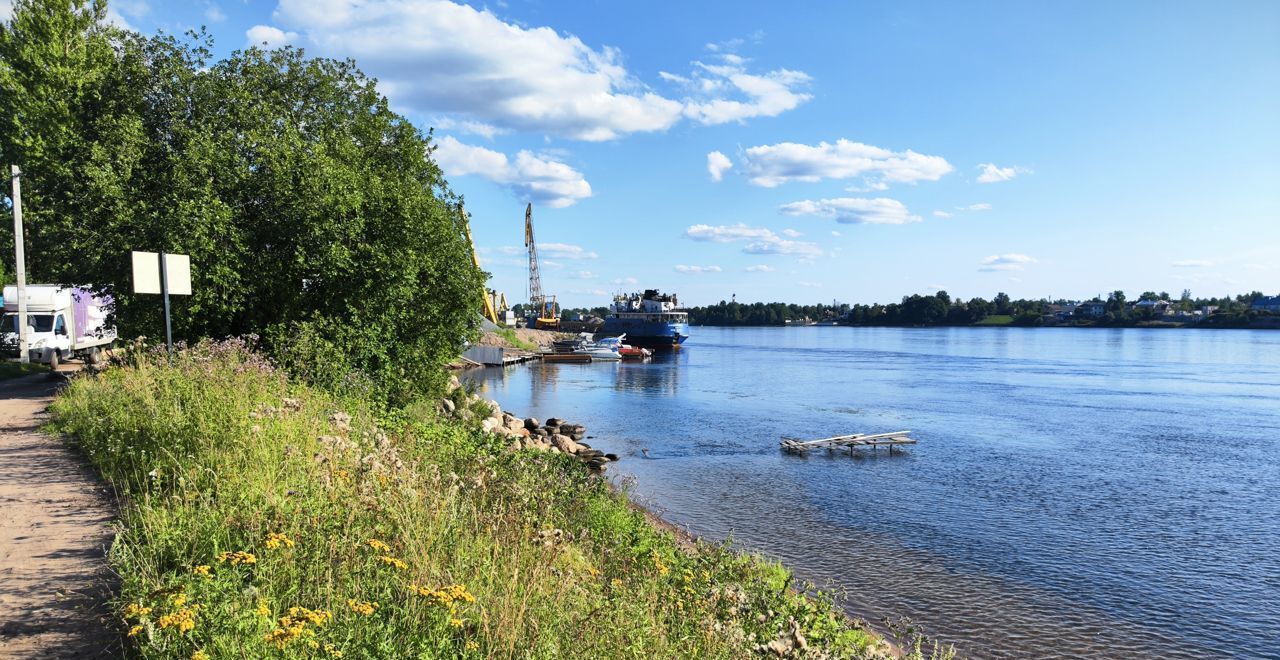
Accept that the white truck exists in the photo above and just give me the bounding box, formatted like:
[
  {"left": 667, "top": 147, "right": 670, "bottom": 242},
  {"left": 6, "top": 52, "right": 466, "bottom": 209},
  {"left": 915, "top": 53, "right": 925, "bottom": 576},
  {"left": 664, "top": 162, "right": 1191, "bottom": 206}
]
[{"left": 2, "top": 285, "right": 117, "bottom": 367}]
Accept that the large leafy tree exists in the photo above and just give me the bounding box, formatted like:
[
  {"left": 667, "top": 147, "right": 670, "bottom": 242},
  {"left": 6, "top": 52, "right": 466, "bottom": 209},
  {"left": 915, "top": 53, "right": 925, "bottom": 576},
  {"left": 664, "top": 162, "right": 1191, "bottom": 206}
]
[{"left": 1, "top": 0, "right": 485, "bottom": 402}]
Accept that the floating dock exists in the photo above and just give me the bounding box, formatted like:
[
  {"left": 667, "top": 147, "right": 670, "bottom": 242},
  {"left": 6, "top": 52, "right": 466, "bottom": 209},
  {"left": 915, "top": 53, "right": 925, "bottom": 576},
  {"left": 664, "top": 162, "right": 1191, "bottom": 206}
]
[{"left": 780, "top": 430, "right": 917, "bottom": 455}]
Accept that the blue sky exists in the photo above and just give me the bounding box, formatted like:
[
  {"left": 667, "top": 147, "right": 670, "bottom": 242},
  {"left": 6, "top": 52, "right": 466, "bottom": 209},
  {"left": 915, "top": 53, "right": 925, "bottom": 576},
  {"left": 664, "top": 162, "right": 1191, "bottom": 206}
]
[{"left": 22, "top": 0, "right": 1278, "bottom": 307}]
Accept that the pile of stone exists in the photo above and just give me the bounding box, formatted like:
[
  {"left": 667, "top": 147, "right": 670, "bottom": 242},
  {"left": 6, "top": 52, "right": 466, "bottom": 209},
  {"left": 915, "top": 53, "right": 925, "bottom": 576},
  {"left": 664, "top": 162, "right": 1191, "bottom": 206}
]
[{"left": 441, "top": 378, "right": 618, "bottom": 471}]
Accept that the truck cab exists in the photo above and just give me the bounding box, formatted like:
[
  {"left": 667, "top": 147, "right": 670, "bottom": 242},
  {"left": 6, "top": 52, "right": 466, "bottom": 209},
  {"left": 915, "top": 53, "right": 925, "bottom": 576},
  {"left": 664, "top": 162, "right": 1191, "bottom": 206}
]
[{"left": 2, "top": 285, "right": 116, "bottom": 366}]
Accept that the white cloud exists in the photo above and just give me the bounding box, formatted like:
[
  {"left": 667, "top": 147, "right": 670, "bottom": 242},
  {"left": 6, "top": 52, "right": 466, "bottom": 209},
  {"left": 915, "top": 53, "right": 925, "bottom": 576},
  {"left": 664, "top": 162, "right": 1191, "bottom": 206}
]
[
  {"left": 263, "top": 1, "right": 805, "bottom": 142},
  {"left": 1171, "top": 259, "right": 1212, "bottom": 268},
  {"left": 1, "top": 0, "right": 13, "bottom": 21},
  {"left": 539, "top": 243, "right": 598, "bottom": 260},
  {"left": 932, "top": 210, "right": 952, "bottom": 218},
  {"left": 680, "top": 56, "right": 812, "bottom": 125},
  {"left": 541, "top": 260, "right": 564, "bottom": 269},
  {"left": 432, "top": 117, "right": 508, "bottom": 139},
  {"left": 611, "top": 276, "right": 639, "bottom": 285},
  {"left": 707, "top": 150, "right": 733, "bottom": 182},
  {"left": 204, "top": 4, "right": 226, "bottom": 22},
  {"left": 431, "top": 136, "right": 592, "bottom": 208},
  {"left": 685, "top": 224, "right": 775, "bottom": 242},
  {"left": 734, "top": 139, "right": 952, "bottom": 188},
  {"left": 683, "top": 223, "right": 823, "bottom": 257},
  {"left": 778, "top": 197, "right": 921, "bottom": 225},
  {"left": 744, "top": 265, "right": 775, "bottom": 272},
  {"left": 830, "top": 230, "right": 841, "bottom": 237},
  {"left": 246, "top": 24, "right": 297, "bottom": 48},
  {"left": 978, "top": 254, "right": 1038, "bottom": 272},
  {"left": 781, "top": 228, "right": 802, "bottom": 237},
  {"left": 573, "top": 270, "right": 595, "bottom": 279},
  {"left": 963, "top": 203, "right": 992, "bottom": 211},
  {"left": 798, "top": 281, "right": 821, "bottom": 288},
  {"left": 569, "top": 288, "right": 607, "bottom": 296},
  {"left": 265, "top": 0, "right": 687, "bottom": 141},
  {"left": 675, "top": 265, "right": 722, "bottom": 274},
  {"left": 976, "top": 163, "right": 1023, "bottom": 184}
]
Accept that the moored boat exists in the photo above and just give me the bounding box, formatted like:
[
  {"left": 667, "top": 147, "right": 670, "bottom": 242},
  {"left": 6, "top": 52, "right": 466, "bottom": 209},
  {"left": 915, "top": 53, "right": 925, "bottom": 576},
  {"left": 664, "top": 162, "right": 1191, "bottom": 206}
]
[{"left": 598, "top": 289, "right": 689, "bottom": 348}]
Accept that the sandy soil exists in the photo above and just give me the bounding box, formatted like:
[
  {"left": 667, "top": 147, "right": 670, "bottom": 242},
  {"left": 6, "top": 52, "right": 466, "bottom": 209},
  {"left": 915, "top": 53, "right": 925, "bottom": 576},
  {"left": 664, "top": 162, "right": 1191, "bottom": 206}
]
[
  {"left": 0, "top": 370, "right": 116, "bottom": 658},
  {"left": 475, "top": 327, "right": 566, "bottom": 350}
]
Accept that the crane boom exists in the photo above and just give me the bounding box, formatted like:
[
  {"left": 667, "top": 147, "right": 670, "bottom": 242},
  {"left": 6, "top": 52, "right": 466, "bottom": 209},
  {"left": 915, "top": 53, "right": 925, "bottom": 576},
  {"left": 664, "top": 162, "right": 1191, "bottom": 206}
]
[
  {"left": 524, "top": 204, "right": 558, "bottom": 328},
  {"left": 525, "top": 203, "right": 542, "bottom": 313}
]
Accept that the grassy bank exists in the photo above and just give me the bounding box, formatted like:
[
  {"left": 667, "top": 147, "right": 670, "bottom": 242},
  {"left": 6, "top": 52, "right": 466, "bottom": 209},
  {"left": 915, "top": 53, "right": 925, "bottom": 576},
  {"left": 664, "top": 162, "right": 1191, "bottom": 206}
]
[{"left": 48, "top": 340, "right": 944, "bottom": 659}]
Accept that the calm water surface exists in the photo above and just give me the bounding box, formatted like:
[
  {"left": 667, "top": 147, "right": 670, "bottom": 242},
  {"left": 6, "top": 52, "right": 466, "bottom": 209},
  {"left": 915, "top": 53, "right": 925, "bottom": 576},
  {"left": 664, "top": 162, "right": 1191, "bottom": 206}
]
[{"left": 465, "top": 327, "right": 1280, "bottom": 659}]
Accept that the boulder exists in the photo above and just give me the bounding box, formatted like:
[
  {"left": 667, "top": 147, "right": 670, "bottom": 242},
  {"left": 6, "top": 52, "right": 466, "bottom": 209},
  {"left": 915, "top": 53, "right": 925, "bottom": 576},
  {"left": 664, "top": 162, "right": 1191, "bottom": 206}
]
[
  {"left": 523, "top": 417, "right": 540, "bottom": 431},
  {"left": 440, "top": 398, "right": 456, "bottom": 415},
  {"left": 448, "top": 374, "right": 461, "bottom": 391},
  {"left": 586, "top": 458, "right": 608, "bottom": 470},
  {"left": 487, "top": 400, "right": 502, "bottom": 417},
  {"left": 545, "top": 417, "right": 562, "bottom": 428},
  {"left": 534, "top": 428, "right": 549, "bottom": 438},
  {"left": 604, "top": 453, "right": 619, "bottom": 462},
  {"left": 551, "top": 434, "right": 579, "bottom": 454}
]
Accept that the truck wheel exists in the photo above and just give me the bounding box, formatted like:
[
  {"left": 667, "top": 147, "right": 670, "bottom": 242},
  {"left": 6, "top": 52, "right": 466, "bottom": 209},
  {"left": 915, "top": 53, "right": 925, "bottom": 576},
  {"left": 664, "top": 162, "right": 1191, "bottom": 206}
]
[
  {"left": 85, "top": 346, "right": 102, "bottom": 366},
  {"left": 48, "top": 350, "right": 60, "bottom": 370}
]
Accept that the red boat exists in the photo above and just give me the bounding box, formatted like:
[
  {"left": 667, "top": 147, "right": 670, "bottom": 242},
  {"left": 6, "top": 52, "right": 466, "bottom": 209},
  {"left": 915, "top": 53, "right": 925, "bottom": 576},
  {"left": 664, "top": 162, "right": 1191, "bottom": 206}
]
[{"left": 618, "top": 345, "right": 652, "bottom": 359}]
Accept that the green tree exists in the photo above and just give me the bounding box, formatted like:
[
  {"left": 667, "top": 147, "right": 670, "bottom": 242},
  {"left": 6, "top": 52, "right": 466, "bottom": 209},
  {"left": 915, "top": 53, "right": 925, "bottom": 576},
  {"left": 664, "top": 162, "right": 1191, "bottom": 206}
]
[{"left": 1, "top": 1, "right": 483, "bottom": 403}]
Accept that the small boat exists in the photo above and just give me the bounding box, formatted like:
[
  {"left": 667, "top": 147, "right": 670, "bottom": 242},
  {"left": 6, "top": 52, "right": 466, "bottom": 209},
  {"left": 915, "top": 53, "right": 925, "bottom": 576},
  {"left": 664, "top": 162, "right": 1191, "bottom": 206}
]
[
  {"left": 595, "top": 334, "right": 651, "bottom": 359},
  {"left": 573, "top": 335, "right": 621, "bottom": 361}
]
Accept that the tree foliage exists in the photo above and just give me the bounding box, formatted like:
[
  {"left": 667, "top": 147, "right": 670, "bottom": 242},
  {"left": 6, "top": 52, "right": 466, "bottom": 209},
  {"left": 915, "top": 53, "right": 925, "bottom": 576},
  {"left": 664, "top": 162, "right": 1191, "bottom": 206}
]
[{"left": 1, "top": 0, "right": 484, "bottom": 403}]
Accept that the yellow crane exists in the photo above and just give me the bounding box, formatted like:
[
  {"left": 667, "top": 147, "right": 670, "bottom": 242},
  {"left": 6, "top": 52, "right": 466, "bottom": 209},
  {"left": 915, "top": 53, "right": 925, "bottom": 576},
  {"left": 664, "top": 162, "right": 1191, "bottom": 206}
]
[
  {"left": 525, "top": 203, "right": 559, "bottom": 329},
  {"left": 464, "top": 223, "right": 501, "bottom": 325}
]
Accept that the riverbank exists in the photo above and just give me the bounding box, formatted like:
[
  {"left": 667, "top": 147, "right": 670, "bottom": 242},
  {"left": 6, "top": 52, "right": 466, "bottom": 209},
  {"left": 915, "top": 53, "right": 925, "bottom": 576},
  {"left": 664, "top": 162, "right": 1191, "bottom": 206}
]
[{"left": 47, "top": 340, "right": 935, "bottom": 658}]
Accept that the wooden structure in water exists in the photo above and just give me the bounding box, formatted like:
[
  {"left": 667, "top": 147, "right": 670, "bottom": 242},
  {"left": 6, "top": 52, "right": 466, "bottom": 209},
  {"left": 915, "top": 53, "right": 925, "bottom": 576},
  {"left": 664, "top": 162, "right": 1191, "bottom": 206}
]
[{"left": 780, "top": 430, "right": 917, "bottom": 455}]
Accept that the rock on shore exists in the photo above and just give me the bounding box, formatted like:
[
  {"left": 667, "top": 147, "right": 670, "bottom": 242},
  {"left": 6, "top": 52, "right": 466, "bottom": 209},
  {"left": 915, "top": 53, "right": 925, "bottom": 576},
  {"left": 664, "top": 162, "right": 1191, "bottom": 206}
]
[{"left": 440, "top": 380, "right": 617, "bottom": 470}]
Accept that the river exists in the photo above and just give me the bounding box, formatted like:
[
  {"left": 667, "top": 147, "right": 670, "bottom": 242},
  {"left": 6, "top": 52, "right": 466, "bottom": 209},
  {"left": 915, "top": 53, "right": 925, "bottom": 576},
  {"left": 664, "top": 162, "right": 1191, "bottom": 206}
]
[{"left": 463, "top": 326, "right": 1280, "bottom": 659}]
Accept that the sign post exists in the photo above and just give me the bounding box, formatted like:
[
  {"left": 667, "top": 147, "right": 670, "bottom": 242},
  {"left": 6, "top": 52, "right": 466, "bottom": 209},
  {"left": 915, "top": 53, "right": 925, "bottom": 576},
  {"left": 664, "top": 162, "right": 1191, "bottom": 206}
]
[
  {"left": 131, "top": 251, "right": 191, "bottom": 352},
  {"left": 10, "top": 165, "right": 28, "bottom": 363}
]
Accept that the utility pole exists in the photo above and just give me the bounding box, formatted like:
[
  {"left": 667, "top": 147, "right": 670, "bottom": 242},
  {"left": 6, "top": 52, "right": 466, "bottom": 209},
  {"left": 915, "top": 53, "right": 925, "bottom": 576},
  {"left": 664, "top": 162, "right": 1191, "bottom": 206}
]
[{"left": 10, "top": 165, "right": 29, "bottom": 364}]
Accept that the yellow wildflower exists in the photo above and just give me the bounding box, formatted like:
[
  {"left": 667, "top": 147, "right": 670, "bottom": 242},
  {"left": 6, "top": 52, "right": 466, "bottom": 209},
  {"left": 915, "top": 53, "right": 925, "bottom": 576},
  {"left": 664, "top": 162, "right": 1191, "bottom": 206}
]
[
  {"left": 366, "top": 539, "right": 390, "bottom": 552},
  {"left": 651, "top": 552, "right": 670, "bottom": 576},
  {"left": 127, "top": 624, "right": 144, "bottom": 637},
  {"left": 171, "top": 593, "right": 188, "bottom": 608},
  {"left": 450, "top": 618, "right": 464, "bottom": 628},
  {"left": 287, "top": 606, "right": 332, "bottom": 626},
  {"left": 192, "top": 651, "right": 209, "bottom": 660},
  {"left": 465, "top": 640, "right": 479, "bottom": 651},
  {"left": 256, "top": 599, "right": 271, "bottom": 618},
  {"left": 215, "top": 550, "right": 257, "bottom": 565},
  {"left": 346, "top": 599, "right": 377, "bottom": 616},
  {"left": 123, "top": 603, "right": 152, "bottom": 618},
  {"left": 378, "top": 555, "right": 408, "bottom": 570},
  {"left": 192, "top": 565, "right": 212, "bottom": 578},
  {"left": 264, "top": 532, "right": 295, "bottom": 550},
  {"left": 324, "top": 643, "right": 344, "bottom": 657},
  {"left": 158, "top": 607, "right": 197, "bottom": 633},
  {"left": 413, "top": 584, "right": 476, "bottom": 607}
]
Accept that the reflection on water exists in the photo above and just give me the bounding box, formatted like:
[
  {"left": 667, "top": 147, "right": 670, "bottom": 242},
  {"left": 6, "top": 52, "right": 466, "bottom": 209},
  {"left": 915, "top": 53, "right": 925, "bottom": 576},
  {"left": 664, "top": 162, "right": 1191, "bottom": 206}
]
[{"left": 465, "top": 327, "right": 1280, "bottom": 659}]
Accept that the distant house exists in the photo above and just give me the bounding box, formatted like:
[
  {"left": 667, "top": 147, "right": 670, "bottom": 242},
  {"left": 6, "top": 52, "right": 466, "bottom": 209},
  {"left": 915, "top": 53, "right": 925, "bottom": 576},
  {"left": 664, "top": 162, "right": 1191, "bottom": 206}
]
[
  {"left": 1076, "top": 301, "right": 1106, "bottom": 318},
  {"left": 1133, "top": 299, "right": 1174, "bottom": 315},
  {"left": 1252, "top": 296, "right": 1280, "bottom": 314}
]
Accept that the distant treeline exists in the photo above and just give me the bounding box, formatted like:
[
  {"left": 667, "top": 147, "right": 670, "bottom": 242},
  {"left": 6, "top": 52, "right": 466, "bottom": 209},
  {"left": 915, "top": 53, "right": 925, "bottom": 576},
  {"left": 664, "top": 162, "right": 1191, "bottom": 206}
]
[{"left": 685, "top": 290, "right": 1275, "bottom": 327}]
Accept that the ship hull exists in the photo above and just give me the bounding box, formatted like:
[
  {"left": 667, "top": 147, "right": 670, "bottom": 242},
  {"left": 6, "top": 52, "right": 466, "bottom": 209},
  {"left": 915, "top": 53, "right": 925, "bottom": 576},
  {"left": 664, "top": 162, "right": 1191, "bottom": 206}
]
[{"left": 598, "top": 317, "right": 688, "bottom": 347}]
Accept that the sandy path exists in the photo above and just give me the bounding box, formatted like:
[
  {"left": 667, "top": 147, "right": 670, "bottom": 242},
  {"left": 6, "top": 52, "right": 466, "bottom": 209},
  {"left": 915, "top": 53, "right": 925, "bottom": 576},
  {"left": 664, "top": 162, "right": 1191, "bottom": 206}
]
[{"left": 0, "top": 372, "right": 116, "bottom": 658}]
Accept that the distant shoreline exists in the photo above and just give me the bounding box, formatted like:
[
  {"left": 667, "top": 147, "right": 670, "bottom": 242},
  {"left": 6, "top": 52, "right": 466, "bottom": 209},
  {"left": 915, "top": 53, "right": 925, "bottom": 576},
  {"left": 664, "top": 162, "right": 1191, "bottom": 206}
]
[{"left": 691, "top": 319, "right": 1280, "bottom": 330}]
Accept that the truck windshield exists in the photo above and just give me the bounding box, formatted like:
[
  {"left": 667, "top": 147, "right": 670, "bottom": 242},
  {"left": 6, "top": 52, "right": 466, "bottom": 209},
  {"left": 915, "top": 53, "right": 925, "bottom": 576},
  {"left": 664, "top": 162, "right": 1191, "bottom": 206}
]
[{"left": 3, "top": 313, "right": 55, "bottom": 333}]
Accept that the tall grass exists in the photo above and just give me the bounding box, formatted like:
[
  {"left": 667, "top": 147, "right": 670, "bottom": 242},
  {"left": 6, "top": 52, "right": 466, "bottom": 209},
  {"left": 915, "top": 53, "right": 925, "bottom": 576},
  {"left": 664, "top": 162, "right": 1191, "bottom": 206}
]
[{"left": 49, "top": 339, "right": 940, "bottom": 659}]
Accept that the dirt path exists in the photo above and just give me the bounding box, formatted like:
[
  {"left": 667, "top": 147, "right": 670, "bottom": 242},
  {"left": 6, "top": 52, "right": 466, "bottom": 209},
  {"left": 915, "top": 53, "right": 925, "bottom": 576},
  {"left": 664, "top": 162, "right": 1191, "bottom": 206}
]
[{"left": 0, "top": 372, "right": 116, "bottom": 658}]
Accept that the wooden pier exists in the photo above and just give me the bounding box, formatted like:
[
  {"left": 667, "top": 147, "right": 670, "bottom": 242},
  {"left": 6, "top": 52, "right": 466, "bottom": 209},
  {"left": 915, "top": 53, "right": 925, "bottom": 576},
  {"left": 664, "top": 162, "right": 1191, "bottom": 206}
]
[{"left": 780, "top": 430, "right": 917, "bottom": 455}]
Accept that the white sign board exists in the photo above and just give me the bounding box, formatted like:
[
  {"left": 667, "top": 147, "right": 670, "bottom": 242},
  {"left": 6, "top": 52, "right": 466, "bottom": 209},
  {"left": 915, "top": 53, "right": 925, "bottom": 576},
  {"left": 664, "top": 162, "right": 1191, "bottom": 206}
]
[{"left": 132, "top": 251, "right": 192, "bottom": 295}]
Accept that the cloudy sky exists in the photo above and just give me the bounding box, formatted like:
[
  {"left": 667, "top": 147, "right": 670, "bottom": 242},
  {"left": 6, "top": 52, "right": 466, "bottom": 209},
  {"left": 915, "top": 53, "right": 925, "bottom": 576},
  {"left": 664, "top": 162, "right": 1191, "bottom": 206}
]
[{"left": 54, "top": 0, "right": 1280, "bottom": 307}]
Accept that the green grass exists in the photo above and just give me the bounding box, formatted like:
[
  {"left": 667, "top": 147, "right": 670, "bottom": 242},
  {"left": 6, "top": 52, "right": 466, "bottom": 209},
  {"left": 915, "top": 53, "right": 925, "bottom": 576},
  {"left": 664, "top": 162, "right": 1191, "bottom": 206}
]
[
  {"left": 494, "top": 327, "right": 537, "bottom": 351},
  {"left": 0, "top": 361, "right": 48, "bottom": 380},
  {"left": 48, "top": 339, "right": 946, "bottom": 659},
  {"left": 973, "top": 315, "right": 1015, "bottom": 326}
]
